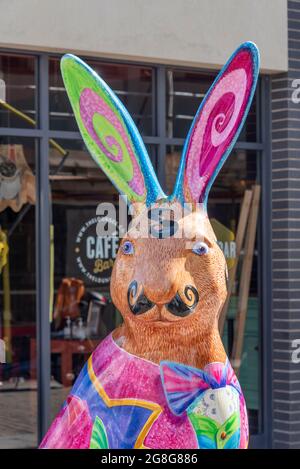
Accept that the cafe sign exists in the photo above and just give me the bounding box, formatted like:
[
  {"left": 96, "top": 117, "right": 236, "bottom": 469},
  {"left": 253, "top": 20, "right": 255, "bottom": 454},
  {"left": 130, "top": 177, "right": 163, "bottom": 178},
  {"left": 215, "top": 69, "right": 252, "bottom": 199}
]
[{"left": 67, "top": 210, "right": 119, "bottom": 285}]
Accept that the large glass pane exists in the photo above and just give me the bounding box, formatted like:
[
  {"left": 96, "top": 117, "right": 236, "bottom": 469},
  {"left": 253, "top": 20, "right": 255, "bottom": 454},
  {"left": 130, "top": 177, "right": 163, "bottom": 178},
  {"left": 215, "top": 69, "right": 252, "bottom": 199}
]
[
  {"left": 0, "top": 136, "right": 37, "bottom": 448},
  {"left": 209, "top": 149, "right": 260, "bottom": 435},
  {"left": 48, "top": 140, "right": 157, "bottom": 419},
  {"left": 49, "top": 58, "right": 154, "bottom": 135},
  {"left": 165, "top": 146, "right": 261, "bottom": 435},
  {"left": 49, "top": 139, "right": 122, "bottom": 418},
  {"left": 166, "top": 69, "right": 257, "bottom": 141},
  {"left": 0, "top": 54, "right": 37, "bottom": 129}
]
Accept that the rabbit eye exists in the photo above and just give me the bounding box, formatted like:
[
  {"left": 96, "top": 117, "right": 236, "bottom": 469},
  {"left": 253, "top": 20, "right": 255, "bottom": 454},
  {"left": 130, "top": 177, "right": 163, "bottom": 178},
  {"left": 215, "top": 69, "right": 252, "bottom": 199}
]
[
  {"left": 122, "top": 240, "right": 134, "bottom": 255},
  {"left": 192, "top": 241, "right": 209, "bottom": 256}
]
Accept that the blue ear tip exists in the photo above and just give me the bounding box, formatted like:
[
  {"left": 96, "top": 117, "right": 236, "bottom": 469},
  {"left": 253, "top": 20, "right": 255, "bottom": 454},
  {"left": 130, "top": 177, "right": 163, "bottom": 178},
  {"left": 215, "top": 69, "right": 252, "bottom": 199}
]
[
  {"left": 242, "top": 40, "right": 258, "bottom": 49},
  {"left": 240, "top": 41, "right": 260, "bottom": 67}
]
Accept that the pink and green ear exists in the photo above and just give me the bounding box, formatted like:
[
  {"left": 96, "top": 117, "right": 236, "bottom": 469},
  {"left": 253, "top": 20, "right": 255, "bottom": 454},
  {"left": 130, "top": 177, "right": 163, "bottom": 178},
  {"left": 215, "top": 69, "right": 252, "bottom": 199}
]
[
  {"left": 60, "top": 55, "right": 164, "bottom": 206},
  {"left": 172, "top": 42, "right": 260, "bottom": 208}
]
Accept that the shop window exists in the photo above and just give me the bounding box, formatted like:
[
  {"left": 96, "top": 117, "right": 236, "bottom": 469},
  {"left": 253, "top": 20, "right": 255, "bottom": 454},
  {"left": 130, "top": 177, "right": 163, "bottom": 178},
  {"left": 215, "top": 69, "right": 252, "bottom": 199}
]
[
  {"left": 166, "top": 69, "right": 257, "bottom": 142},
  {"left": 0, "top": 54, "right": 37, "bottom": 129},
  {"left": 165, "top": 146, "right": 261, "bottom": 435},
  {"left": 49, "top": 58, "right": 154, "bottom": 136},
  {"left": 48, "top": 139, "right": 157, "bottom": 417},
  {"left": 0, "top": 136, "right": 37, "bottom": 448},
  {"left": 48, "top": 138, "right": 118, "bottom": 411}
]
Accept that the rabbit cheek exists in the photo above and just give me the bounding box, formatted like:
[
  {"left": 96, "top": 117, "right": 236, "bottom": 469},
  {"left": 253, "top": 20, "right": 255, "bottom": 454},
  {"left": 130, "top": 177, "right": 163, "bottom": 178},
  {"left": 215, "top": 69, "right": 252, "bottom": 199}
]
[
  {"left": 186, "top": 250, "right": 226, "bottom": 315},
  {"left": 110, "top": 256, "right": 134, "bottom": 319}
]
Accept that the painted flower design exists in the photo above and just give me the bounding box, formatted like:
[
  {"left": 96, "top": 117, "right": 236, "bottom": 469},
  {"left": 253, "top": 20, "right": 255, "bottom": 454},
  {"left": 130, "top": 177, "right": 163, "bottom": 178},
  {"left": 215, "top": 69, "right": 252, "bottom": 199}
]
[{"left": 160, "top": 359, "right": 247, "bottom": 449}]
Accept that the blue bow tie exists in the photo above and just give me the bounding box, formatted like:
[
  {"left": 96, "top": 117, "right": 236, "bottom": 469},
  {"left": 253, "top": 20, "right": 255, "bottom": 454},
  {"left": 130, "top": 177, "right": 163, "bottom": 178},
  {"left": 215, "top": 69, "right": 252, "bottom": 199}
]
[{"left": 160, "top": 359, "right": 242, "bottom": 416}]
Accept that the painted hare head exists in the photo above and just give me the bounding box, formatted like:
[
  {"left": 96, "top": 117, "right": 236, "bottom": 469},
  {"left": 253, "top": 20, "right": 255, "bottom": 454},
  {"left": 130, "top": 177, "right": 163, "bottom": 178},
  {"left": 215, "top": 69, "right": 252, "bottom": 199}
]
[{"left": 61, "top": 42, "right": 259, "bottom": 368}]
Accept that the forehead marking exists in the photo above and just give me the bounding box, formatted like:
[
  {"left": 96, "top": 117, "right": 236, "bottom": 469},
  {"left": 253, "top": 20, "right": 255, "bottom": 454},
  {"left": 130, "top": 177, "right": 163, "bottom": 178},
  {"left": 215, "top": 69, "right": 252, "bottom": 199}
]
[{"left": 147, "top": 207, "right": 178, "bottom": 239}]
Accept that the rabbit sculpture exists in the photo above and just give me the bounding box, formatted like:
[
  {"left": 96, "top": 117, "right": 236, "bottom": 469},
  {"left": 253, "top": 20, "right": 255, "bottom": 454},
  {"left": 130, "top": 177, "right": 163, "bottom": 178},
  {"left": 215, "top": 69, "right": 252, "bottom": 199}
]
[{"left": 41, "top": 42, "right": 259, "bottom": 450}]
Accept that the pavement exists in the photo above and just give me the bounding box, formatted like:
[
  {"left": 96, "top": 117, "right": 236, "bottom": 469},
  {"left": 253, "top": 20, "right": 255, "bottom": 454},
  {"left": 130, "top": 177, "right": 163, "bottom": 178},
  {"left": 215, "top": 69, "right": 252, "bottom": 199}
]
[{"left": 0, "top": 386, "right": 70, "bottom": 448}]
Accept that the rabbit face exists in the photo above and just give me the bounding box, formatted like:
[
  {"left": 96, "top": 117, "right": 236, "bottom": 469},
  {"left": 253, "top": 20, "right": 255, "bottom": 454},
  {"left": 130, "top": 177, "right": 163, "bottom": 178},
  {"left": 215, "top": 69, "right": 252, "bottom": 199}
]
[{"left": 111, "top": 200, "right": 227, "bottom": 334}]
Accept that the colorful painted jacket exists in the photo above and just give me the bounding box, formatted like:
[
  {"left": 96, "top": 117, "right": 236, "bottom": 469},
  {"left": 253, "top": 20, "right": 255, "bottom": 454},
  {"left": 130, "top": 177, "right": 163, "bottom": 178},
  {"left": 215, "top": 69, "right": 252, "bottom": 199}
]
[{"left": 40, "top": 334, "right": 248, "bottom": 449}]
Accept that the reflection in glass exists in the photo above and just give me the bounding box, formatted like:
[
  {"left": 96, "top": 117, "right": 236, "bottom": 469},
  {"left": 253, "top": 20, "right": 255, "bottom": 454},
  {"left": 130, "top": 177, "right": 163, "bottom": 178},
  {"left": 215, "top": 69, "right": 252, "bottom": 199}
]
[
  {"left": 49, "top": 140, "right": 156, "bottom": 418},
  {"left": 0, "top": 137, "right": 37, "bottom": 448},
  {"left": 0, "top": 54, "right": 37, "bottom": 129},
  {"left": 165, "top": 146, "right": 260, "bottom": 434},
  {"left": 49, "top": 58, "right": 154, "bottom": 135},
  {"left": 49, "top": 139, "right": 121, "bottom": 418}
]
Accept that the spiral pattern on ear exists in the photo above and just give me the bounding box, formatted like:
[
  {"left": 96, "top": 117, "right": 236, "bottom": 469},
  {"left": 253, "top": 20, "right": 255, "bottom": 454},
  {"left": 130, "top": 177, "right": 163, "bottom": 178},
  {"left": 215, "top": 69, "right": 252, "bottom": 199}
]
[
  {"left": 172, "top": 42, "right": 259, "bottom": 208},
  {"left": 61, "top": 55, "right": 164, "bottom": 206}
]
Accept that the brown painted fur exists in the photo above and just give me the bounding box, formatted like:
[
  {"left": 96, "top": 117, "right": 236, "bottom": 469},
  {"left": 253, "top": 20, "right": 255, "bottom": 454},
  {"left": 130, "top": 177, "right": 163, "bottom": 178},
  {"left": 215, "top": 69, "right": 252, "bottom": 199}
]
[{"left": 112, "top": 201, "right": 227, "bottom": 369}]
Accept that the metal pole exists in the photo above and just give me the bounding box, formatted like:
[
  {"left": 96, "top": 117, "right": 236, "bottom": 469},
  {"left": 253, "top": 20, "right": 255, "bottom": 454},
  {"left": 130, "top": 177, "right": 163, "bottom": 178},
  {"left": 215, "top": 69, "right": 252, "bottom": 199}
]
[
  {"left": 156, "top": 66, "right": 166, "bottom": 192},
  {"left": 36, "top": 54, "right": 51, "bottom": 444},
  {"left": 260, "top": 75, "right": 273, "bottom": 448}
]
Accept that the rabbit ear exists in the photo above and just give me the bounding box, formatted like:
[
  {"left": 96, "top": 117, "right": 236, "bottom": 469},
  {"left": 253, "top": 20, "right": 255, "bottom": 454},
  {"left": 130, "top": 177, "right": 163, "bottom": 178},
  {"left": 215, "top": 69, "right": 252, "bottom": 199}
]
[
  {"left": 61, "top": 54, "right": 164, "bottom": 206},
  {"left": 172, "top": 42, "right": 259, "bottom": 207}
]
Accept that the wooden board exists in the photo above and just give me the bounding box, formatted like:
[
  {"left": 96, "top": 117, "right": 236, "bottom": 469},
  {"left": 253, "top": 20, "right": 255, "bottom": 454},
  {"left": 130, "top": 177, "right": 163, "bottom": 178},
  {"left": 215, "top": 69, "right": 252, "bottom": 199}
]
[
  {"left": 231, "top": 185, "right": 261, "bottom": 376},
  {"left": 219, "top": 189, "right": 253, "bottom": 335}
]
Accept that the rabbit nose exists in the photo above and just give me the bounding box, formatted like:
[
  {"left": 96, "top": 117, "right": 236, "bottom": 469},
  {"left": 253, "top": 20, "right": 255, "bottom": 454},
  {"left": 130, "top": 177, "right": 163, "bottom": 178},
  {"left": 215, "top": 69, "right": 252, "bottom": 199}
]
[
  {"left": 166, "top": 285, "right": 199, "bottom": 317},
  {"left": 127, "top": 281, "right": 154, "bottom": 315}
]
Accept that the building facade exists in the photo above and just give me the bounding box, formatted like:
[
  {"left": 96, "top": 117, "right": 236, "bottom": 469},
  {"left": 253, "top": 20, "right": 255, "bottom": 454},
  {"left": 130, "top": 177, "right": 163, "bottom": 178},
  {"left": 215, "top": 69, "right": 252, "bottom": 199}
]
[
  {"left": 0, "top": 0, "right": 297, "bottom": 449},
  {"left": 271, "top": 0, "right": 300, "bottom": 449}
]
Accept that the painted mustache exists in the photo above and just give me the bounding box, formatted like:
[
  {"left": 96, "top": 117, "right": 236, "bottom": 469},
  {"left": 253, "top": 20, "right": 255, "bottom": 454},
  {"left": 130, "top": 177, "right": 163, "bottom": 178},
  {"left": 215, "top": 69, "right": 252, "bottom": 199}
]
[{"left": 127, "top": 281, "right": 199, "bottom": 317}]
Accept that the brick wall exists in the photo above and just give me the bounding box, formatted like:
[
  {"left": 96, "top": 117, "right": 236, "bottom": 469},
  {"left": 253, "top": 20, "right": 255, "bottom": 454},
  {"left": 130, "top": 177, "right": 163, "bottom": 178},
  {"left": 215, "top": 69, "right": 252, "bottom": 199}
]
[{"left": 271, "top": 0, "right": 300, "bottom": 449}]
